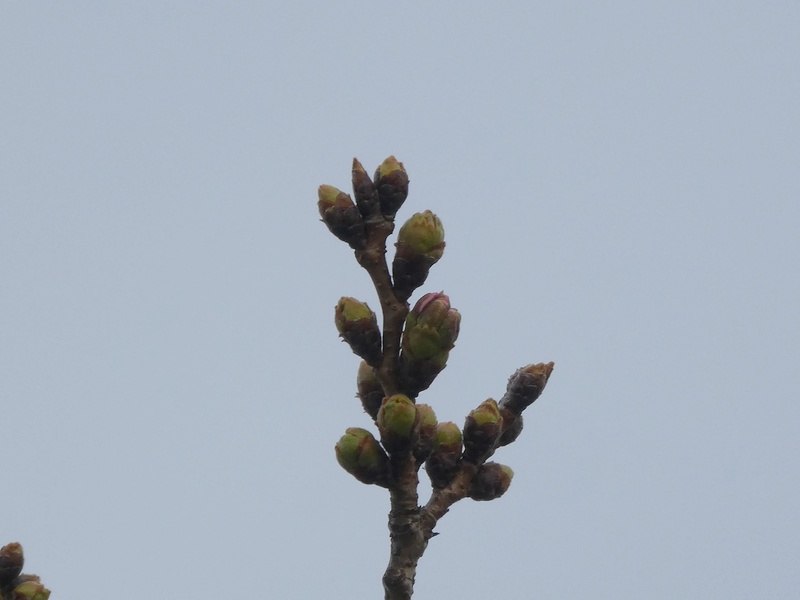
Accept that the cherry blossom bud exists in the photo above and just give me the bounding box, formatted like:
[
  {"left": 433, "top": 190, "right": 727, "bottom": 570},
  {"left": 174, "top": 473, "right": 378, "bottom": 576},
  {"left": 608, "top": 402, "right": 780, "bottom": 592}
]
[
  {"left": 468, "top": 462, "right": 514, "bottom": 501},
  {"left": 399, "top": 293, "right": 461, "bottom": 396},
  {"left": 413, "top": 403, "right": 438, "bottom": 464},
  {"left": 499, "top": 362, "right": 555, "bottom": 415},
  {"left": 334, "top": 297, "right": 382, "bottom": 365},
  {"left": 425, "top": 422, "right": 463, "bottom": 489},
  {"left": 0, "top": 542, "right": 23, "bottom": 587},
  {"left": 351, "top": 158, "right": 379, "bottom": 219},
  {"left": 356, "top": 361, "right": 384, "bottom": 420},
  {"left": 317, "top": 184, "right": 366, "bottom": 249},
  {"left": 377, "top": 394, "right": 419, "bottom": 454},
  {"left": 463, "top": 398, "right": 503, "bottom": 464},
  {"left": 374, "top": 156, "right": 409, "bottom": 219},
  {"left": 335, "top": 428, "right": 390, "bottom": 486},
  {"left": 392, "top": 211, "right": 445, "bottom": 300}
]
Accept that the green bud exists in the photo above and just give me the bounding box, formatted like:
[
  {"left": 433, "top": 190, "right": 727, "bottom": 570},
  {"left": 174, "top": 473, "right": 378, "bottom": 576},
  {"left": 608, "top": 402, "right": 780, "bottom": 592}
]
[
  {"left": 499, "top": 362, "right": 555, "bottom": 415},
  {"left": 468, "top": 462, "right": 514, "bottom": 501},
  {"left": 377, "top": 394, "right": 419, "bottom": 454},
  {"left": 356, "top": 361, "right": 384, "bottom": 420},
  {"left": 334, "top": 297, "right": 382, "bottom": 365},
  {"left": 463, "top": 398, "right": 503, "bottom": 464},
  {"left": 412, "top": 404, "right": 438, "bottom": 464},
  {"left": 435, "top": 421, "right": 463, "bottom": 451},
  {"left": 351, "top": 158, "right": 380, "bottom": 219},
  {"left": 398, "top": 293, "right": 461, "bottom": 396},
  {"left": 425, "top": 422, "right": 463, "bottom": 489},
  {"left": 403, "top": 292, "right": 460, "bottom": 359},
  {"left": 335, "top": 428, "right": 390, "bottom": 486},
  {"left": 11, "top": 577, "right": 51, "bottom": 600},
  {"left": 392, "top": 211, "right": 446, "bottom": 300},
  {"left": 317, "top": 184, "right": 366, "bottom": 249},
  {"left": 374, "top": 156, "right": 409, "bottom": 219},
  {"left": 0, "top": 542, "right": 23, "bottom": 587},
  {"left": 396, "top": 211, "right": 445, "bottom": 260}
]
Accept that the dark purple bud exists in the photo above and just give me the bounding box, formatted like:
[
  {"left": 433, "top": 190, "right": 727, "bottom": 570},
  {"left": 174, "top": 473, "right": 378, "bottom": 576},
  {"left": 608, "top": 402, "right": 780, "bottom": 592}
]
[
  {"left": 499, "top": 362, "right": 555, "bottom": 415},
  {"left": 317, "top": 185, "right": 366, "bottom": 249},
  {"left": 374, "top": 156, "right": 409, "bottom": 219},
  {"left": 468, "top": 462, "right": 514, "bottom": 501},
  {"left": 351, "top": 158, "right": 380, "bottom": 219}
]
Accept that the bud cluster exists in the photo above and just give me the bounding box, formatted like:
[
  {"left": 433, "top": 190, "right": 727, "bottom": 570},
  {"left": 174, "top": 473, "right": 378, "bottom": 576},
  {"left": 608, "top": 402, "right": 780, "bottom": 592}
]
[
  {"left": 423, "top": 404, "right": 516, "bottom": 493},
  {"left": 0, "top": 543, "right": 50, "bottom": 600},
  {"left": 319, "top": 156, "right": 554, "bottom": 556}
]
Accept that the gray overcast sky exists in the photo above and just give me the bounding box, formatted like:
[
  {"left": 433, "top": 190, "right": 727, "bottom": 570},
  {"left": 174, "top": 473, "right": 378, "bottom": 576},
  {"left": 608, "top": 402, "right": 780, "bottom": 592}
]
[{"left": 2, "top": 3, "right": 798, "bottom": 598}]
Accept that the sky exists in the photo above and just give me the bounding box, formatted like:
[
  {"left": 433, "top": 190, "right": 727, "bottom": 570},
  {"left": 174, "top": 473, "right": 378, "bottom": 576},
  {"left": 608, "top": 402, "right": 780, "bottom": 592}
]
[{"left": 2, "top": 3, "right": 799, "bottom": 598}]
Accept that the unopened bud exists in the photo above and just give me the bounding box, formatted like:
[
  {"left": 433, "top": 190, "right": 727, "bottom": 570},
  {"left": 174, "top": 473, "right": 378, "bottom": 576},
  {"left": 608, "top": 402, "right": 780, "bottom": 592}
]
[
  {"left": 11, "top": 576, "right": 50, "bottom": 600},
  {"left": 425, "top": 422, "right": 463, "bottom": 488},
  {"left": 398, "top": 293, "right": 461, "bottom": 396},
  {"left": 335, "top": 428, "right": 390, "bottom": 486},
  {"left": 351, "top": 158, "right": 379, "bottom": 218},
  {"left": 392, "top": 211, "right": 445, "bottom": 300},
  {"left": 413, "top": 404, "right": 438, "bottom": 464},
  {"left": 403, "top": 293, "right": 460, "bottom": 359},
  {"left": 317, "top": 184, "right": 366, "bottom": 249},
  {"left": 334, "top": 297, "right": 382, "bottom": 365},
  {"left": 356, "top": 361, "right": 384, "bottom": 420},
  {"left": 468, "top": 462, "right": 514, "bottom": 501},
  {"left": 499, "top": 362, "right": 555, "bottom": 415},
  {"left": 374, "top": 156, "right": 409, "bottom": 219},
  {"left": 0, "top": 542, "right": 23, "bottom": 587},
  {"left": 377, "top": 394, "right": 419, "bottom": 454},
  {"left": 399, "top": 351, "right": 448, "bottom": 399},
  {"left": 497, "top": 410, "right": 523, "bottom": 447},
  {"left": 463, "top": 398, "right": 503, "bottom": 463}
]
